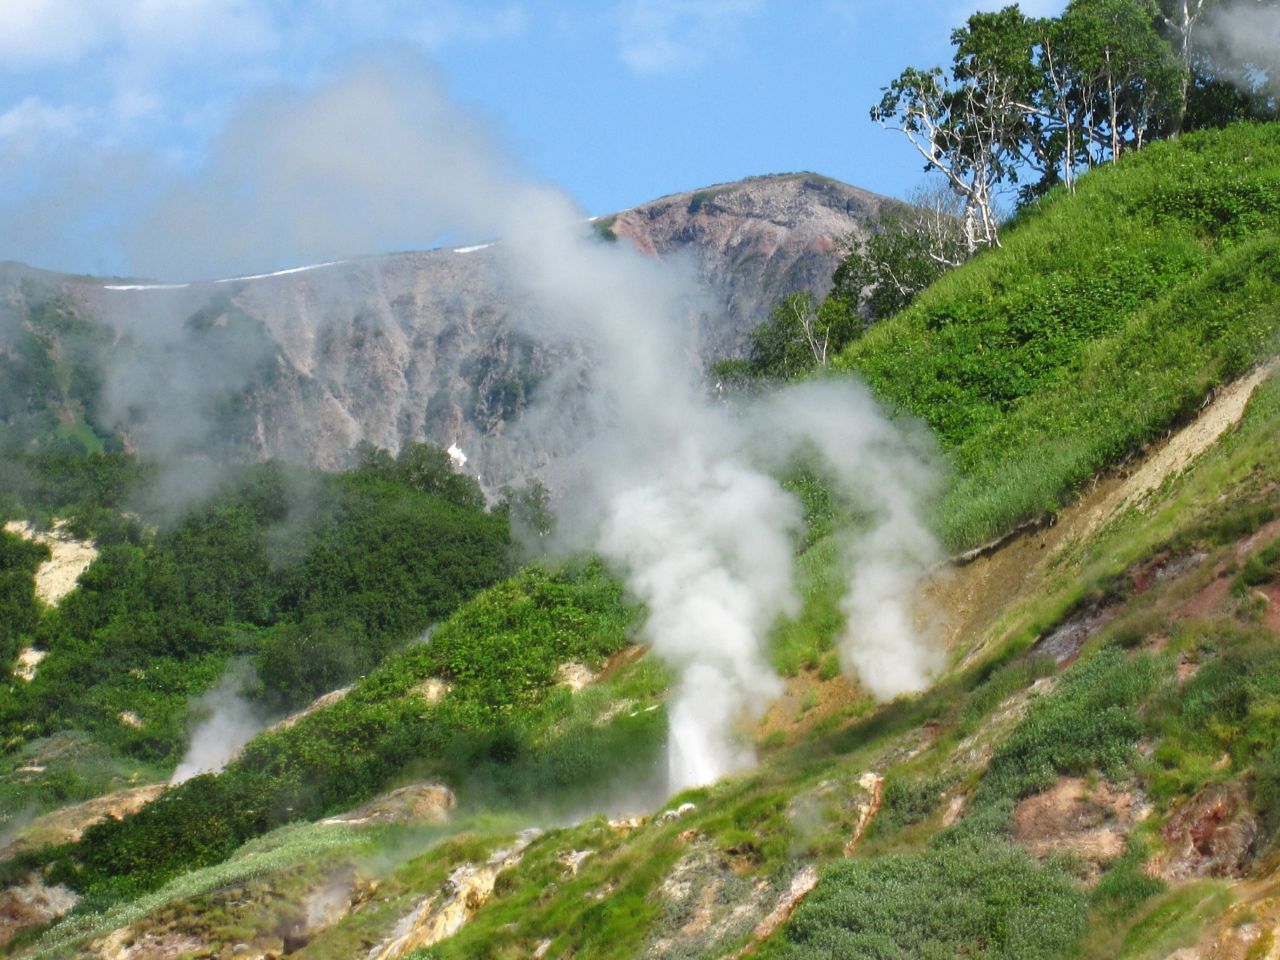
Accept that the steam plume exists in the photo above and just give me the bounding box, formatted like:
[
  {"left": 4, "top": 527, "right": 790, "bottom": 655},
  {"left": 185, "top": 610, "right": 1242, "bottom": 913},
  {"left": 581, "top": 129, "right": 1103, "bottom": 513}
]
[
  {"left": 1200, "top": 2, "right": 1280, "bottom": 90},
  {"left": 25, "top": 58, "right": 945, "bottom": 795},
  {"left": 171, "top": 663, "right": 265, "bottom": 785}
]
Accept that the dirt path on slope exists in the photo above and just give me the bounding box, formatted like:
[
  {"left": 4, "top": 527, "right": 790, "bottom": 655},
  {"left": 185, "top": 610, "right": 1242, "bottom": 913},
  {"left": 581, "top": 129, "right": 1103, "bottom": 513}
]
[{"left": 932, "top": 361, "right": 1278, "bottom": 663}]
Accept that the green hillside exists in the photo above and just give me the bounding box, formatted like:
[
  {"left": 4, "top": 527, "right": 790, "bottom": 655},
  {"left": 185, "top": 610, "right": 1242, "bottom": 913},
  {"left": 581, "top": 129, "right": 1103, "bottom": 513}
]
[
  {"left": 838, "top": 122, "right": 1280, "bottom": 549},
  {"left": 4, "top": 124, "right": 1280, "bottom": 959}
]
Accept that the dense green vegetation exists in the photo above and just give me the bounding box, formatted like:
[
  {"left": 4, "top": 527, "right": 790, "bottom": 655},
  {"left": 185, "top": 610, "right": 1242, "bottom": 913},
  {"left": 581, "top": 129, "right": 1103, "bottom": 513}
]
[
  {"left": 839, "top": 122, "right": 1280, "bottom": 548},
  {"left": 974, "top": 646, "right": 1160, "bottom": 807},
  {"left": 21, "top": 561, "right": 653, "bottom": 900},
  {"left": 1, "top": 457, "right": 510, "bottom": 765},
  {"left": 763, "top": 839, "right": 1087, "bottom": 960},
  {"left": 0, "top": 294, "right": 116, "bottom": 458},
  {"left": 0, "top": 530, "right": 46, "bottom": 672}
]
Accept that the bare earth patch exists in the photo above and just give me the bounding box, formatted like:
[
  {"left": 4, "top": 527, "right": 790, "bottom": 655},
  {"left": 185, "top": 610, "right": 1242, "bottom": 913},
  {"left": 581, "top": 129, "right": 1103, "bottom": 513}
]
[
  {"left": 0, "top": 784, "right": 165, "bottom": 861},
  {"left": 556, "top": 660, "right": 597, "bottom": 691},
  {"left": 266, "top": 686, "right": 355, "bottom": 734},
  {"left": 322, "top": 782, "right": 456, "bottom": 828},
  {"left": 0, "top": 877, "right": 78, "bottom": 949},
  {"left": 1091, "top": 360, "right": 1280, "bottom": 536},
  {"left": 1013, "top": 777, "right": 1149, "bottom": 882},
  {"left": 3, "top": 519, "right": 98, "bottom": 606},
  {"left": 365, "top": 830, "right": 539, "bottom": 960},
  {"left": 12, "top": 647, "right": 46, "bottom": 682}
]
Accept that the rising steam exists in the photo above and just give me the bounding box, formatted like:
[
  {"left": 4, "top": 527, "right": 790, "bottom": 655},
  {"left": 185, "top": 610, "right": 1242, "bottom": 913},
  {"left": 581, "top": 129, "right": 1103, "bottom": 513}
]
[
  {"left": 27, "top": 58, "right": 945, "bottom": 795},
  {"left": 1200, "top": 2, "right": 1280, "bottom": 93},
  {"left": 170, "top": 662, "right": 265, "bottom": 785}
]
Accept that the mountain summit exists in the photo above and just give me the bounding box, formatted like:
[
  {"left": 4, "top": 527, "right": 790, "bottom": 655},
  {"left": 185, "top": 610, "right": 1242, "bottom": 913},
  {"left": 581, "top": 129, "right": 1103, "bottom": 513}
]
[{"left": 2, "top": 173, "right": 889, "bottom": 487}]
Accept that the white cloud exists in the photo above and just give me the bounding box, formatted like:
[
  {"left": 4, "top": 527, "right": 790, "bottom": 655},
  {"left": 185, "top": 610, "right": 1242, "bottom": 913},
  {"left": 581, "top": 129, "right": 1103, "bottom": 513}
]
[
  {"left": 407, "top": 1, "right": 528, "bottom": 50},
  {"left": 0, "top": 0, "right": 104, "bottom": 67},
  {"left": 616, "top": 0, "right": 765, "bottom": 75},
  {"left": 0, "top": 0, "right": 274, "bottom": 71},
  {"left": 0, "top": 97, "right": 87, "bottom": 144}
]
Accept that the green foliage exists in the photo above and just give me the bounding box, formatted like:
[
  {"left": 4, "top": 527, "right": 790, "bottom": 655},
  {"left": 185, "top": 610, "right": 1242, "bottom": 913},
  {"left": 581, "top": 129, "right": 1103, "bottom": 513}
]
[
  {"left": 1236, "top": 538, "right": 1280, "bottom": 590},
  {"left": 252, "top": 614, "right": 376, "bottom": 712},
  {"left": 957, "top": 654, "right": 1058, "bottom": 737},
  {"left": 47, "top": 561, "right": 645, "bottom": 899},
  {"left": 350, "top": 440, "right": 485, "bottom": 511},
  {"left": 0, "top": 529, "right": 47, "bottom": 669},
  {"left": 838, "top": 123, "right": 1280, "bottom": 549},
  {"left": 1091, "top": 838, "right": 1165, "bottom": 920},
  {"left": 369, "top": 561, "right": 635, "bottom": 714},
  {"left": 869, "top": 775, "right": 947, "bottom": 838},
  {"left": 729, "top": 292, "right": 862, "bottom": 382},
  {"left": 976, "top": 646, "right": 1159, "bottom": 806},
  {"left": 592, "top": 215, "right": 619, "bottom": 242},
  {"left": 687, "top": 188, "right": 727, "bottom": 213},
  {"left": 1, "top": 459, "right": 510, "bottom": 761},
  {"left": 1144, "top": 625, "right": 1280, "bottom": 806},
  {"left": 500, "top": 478, "right": 554, "bottom": 542},
  {"left": 832, "top": 193, "right": 967, "bottom": 323},
  {"left": 0, "top": 295, "right": 117, "bottom": 457},
  {"left": 769, "top": 538, "right": 843, "bottom": 678},
  {"left": 763, "top": 839, "right": 1087, "bottom": 960}
]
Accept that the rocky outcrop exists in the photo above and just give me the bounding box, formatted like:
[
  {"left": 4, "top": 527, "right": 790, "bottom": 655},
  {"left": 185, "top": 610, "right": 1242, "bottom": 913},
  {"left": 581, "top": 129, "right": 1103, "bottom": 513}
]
[
  {"left": 366, "top": 830, "right": 540, "bottom": 960},
  {"left": 0, "top": 784, "right": 165, "bottom": 861},
  {"left": 322, "top": 782, "right": 457, "bottom": 828},
  {"left": 2, "top": 173, "right": 889, "bottom": 489},
  {"left": 1154, "top": 781, "right": 1259, "bottom": 881},
  {"left": 0, "top": 877, "right": 78, "bottom": 948}
]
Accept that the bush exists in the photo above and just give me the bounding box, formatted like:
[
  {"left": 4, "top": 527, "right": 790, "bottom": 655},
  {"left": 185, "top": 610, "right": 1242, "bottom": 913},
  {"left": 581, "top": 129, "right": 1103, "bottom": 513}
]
[
  {"left": 976, "top": 646, "right": 1159, "bottom": 806},
  {"left": 763, "top": 839, "right": 1087, "bottom": 960}
]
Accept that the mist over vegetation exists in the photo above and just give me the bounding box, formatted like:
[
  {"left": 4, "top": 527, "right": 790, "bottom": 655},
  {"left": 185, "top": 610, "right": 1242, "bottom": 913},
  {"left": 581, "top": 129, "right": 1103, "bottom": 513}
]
[{"left": 2, "top": 2, "right": 1280, "bottom": 958}]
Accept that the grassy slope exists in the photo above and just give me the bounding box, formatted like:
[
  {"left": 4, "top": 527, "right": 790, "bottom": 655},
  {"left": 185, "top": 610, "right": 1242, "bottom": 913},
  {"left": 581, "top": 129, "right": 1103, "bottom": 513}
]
[
  {"left": 10, "top": 125, "right": 1280, "bottom": 959},
  {"left": 838, "top": 122, "right": 1280, "bottom": 550}
]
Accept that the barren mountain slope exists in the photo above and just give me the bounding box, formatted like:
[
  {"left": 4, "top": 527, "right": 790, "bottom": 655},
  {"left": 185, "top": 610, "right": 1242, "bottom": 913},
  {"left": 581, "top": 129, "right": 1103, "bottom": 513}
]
[{"left": 3, "top": 173, "right": 887, "bottom": 486}]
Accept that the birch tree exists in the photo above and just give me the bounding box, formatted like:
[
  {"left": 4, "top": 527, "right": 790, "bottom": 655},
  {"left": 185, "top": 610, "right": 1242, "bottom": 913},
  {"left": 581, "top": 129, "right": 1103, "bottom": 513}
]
[{"left": 872, "top": 8, "right": 1037, "bottom": 252}]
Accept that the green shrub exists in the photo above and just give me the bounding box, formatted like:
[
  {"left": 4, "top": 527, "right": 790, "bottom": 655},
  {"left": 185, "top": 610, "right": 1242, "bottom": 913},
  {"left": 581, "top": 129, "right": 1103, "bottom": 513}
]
[
  {"left": 4, "top": 461, "right": 511, "bottom": 759},
  {"left": 763, "top": 839, "right": 1087, "bottom": 959},
  {"left": 0, "top": 529, "right": 47, "bottom": 669},
  {"left": 50, "top": 560, "right": 643, "bottom": 899},
  {"left": 1091, "top": 839, "right": 1165, "bottom": 920},
  {"left": 868, "top": 775, "right": 947, "bottom": 838},
  {"left": 1237, "top": 539, "right": 1280, "bottom": 590},
  {"left": 976, "top": 647, "right": 1159, "bottom": 806}
]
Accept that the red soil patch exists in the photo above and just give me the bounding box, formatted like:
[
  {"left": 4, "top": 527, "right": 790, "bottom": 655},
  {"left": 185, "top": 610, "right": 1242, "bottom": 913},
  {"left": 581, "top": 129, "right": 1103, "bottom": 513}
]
[{"left": 1176, "top": 573, "right": 1233, "bottom": 622}]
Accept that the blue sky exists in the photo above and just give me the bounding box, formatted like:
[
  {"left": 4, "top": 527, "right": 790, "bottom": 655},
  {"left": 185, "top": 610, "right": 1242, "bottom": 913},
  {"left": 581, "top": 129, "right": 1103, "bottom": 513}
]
[{"left": 0, "top": 0, "right": 1065, "bottom": 278}]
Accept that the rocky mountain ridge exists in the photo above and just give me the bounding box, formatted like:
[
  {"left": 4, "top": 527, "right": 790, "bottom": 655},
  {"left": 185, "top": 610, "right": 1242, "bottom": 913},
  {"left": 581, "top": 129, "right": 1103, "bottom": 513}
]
[{"left": 1, "top": 173, "right": 889, "bottom": 488}]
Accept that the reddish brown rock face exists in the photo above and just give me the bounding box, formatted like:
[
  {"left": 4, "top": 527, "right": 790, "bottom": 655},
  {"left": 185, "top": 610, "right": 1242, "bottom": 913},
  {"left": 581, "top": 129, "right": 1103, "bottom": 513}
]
[
  {"left": 1157, "top": 781, "right": 1258, "bottom": 881},
  {"left": 3, "top": 173, "right": 890, "bottom": 487}
]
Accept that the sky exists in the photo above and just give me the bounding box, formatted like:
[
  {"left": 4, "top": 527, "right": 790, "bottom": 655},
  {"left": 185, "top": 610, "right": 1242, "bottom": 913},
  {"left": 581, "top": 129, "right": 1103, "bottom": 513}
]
[{"left": 0, "top": 0, "right": 1066, "bottom": 279}]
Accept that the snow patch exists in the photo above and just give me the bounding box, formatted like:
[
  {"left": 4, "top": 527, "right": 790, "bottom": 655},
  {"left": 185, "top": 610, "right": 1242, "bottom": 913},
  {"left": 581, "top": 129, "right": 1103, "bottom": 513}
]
[
  {"left": 453, "top": 243, "right": 493, "bottom": 254},
  {"left": 447, "top": 442, "right": 468, "bottom": 468},
  {"left": 101, "top": 282, "right": 190, "bottom": 291},
  {"left": 103, "top": 260, "right": 342, "bottom": 291}
]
